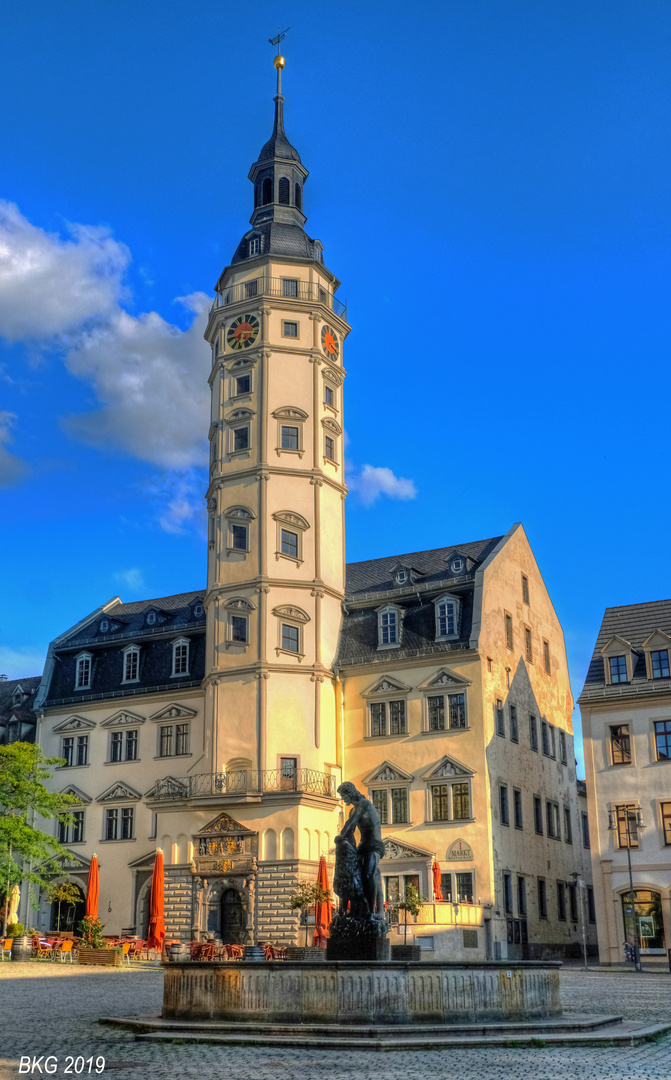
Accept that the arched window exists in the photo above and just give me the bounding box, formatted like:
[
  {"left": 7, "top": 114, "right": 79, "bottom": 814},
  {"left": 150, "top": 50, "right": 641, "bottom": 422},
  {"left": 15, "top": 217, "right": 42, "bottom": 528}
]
[
  {"left": 262, "top": 177, "right": 272, "bottom": 205},
  {"left": 255, "top": 182, "right": 262, "bottom": 207},
  {"left": 303, "top": 828, "right": 311, "bottom": 860},
  {"left": 278, "top": 177, "right": 290, "bottom": 205},
  {"left": 295, "top": 183, "right": 302, "bottom": 211},
  {"left": 281, "top": 827, "right": 295, "bottom": 859}
]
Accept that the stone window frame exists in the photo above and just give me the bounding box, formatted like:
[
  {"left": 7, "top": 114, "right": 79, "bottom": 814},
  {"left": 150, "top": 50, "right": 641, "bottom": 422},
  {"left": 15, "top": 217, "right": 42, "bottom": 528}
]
[
  {"left": 272, "top": 511, "right": 310, "bottom": 567},
  {"left": 103, "top": 805, "right": 135, "bottom": 842},
  {"left": 156, "top": 720, "right": 192, "bottom": 759},
  {"left": 272, "top": 605, "right": 310, "bottom": 661},
  {"left": 521, "top": 573, "right": 530, "bottom": 605},
  {"left": 376, "top": 603, "right": 403, "bottom": 651},
  {"left": 171, "top": 638, "right": 190, "bottom": 678},
  {"left": 424, "top": 776, "right": 474, "bottom": 825},
  {"left": 273, "top": 406, "right": 308, "bottom": 460},
  {"left": 282, "top": 320, "right": 300, "bottom": 339},
  {"left": 223, "top": 505, "right": 255, "bottom": 556},
  {"left": 600, "top": 635, "right": 635, "bottom": 685},
  {"left": 61, "top": 733, "right": 89, "bottom": 768},
  {"left": 543, "top": 638, "right": 551, "bottom": 674},
  {"left": 107, "top": 727, "right": 140, "bottom": 765},
  {"left": 231, "top": 369, "right": 253, "bottom": 400},
  {"left": 524, "top": 625, "right": 533, "bottom": 664},
  {"left": 368, "top": 781, "right": 412, "bottom": 827},
  {"left": 641, "top": 630, "right": 671, "bottom": 681},
  {"left": 367, "top": 698, "right": 408, "bottom": 739},
  {"left": 499, "top": 783, "right": 509, "bottom": 827},
  {"left": 223, "top": 597, "right": 255, "bottom": 650},
  {"left": 608, "top": 722, "right": 633, "bottom": 767},
  {"left": 58, "top": 808, "right": 85, "bottom": 845},
  {"left": 225, "top": 407, "right": 255, "bottom": 458},
  {"left": 322, "top": 417, "right": 342, "bottom": 468},
  {"left": 504, "top": 612, "right": 513, "bottom": 651}
]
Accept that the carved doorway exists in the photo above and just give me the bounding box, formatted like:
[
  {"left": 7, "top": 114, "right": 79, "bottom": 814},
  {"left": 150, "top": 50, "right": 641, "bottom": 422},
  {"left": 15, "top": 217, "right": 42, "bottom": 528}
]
[{"left": 220, "top": 888, "right": 244, "bottom": 943}]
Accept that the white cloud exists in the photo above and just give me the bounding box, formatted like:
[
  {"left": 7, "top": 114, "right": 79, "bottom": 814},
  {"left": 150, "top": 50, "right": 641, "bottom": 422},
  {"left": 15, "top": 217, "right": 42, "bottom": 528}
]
[
  {"left": 113, "top": 568, "right": 146, "bottom": 592},
  {"left": 62, "top": 294, "right": 211, "bottom": 469},
  {"left": 0, "top": 645, "right": 46, "bottom": 679},
  {"left": 348, "top": 464, "right": 417, "bottom": 507},
  {"left": 0, "top": 410, "right": 29, "bottom": 487},
  {"left": 139, "top": 471, "right": 206, "bottom": 537},
  {"left": 0, "top": 201, "right": 130, "bottom": 341}
]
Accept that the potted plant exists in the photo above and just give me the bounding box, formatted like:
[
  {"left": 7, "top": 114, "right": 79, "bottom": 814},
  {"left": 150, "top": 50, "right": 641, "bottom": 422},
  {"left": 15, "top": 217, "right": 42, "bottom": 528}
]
[
  {"left": 76, "top": 915, "right": 122, "bottom": 966},
  {"left": 285, "top": 882, "right": 331, "bottom": 960},
  {"left": 391, "top": 884, "right": 426, "bottom": 961}
]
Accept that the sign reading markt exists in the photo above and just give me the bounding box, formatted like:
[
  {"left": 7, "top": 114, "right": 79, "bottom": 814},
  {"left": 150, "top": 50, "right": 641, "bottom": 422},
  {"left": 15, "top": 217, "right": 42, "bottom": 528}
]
[{"left": 447, "top": 838, "right": 474, "bottom": 862}]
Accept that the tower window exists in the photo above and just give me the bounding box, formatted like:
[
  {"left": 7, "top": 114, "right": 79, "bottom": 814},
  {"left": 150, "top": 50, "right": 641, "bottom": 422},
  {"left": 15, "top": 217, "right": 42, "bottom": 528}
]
[
  {"left": 231, "top": 615, "right": 248, "bottom": 644},
  {"left": 281, "top": 425, "right": 299, "bottom": 450},
  {"left": 324, "top": 384, "right": 334, "bottom": 407},
  {"left": 244, "top": 279, "right": 258, "bottom": 299},
  {"left": 281, "top": 529, "right": 299, "bottom": 559},
  {"left": 278, "top": 177, "right": 290, "bottom": 204},
  {"left": 262, "top": 178, "right": 272, "bottom": 205},
  {"left": 324, "top": 435, "right": 335, "bottom": 460},
  {"left": 235, "top": 374, "right": 251, "bottom": 396},
  {"left": 282, "top": 278, "right": 298, "bottom": 298},
  {"left": 231, "top": 524, "right": 248, "bottom": 550},
  {"left": 233, "top": 426, "right": 250, "bottom": 452},
  {"left": 283, "top": 321, "right": 298, "bottom": 337},
  {"left": 281, "top": 624, "right": 300, "bottom": 653},
  {"left": 295, "top": 183, "right": 302, "bottom": 210},
  {"left": 249, "top": 237, "right": 260, "bottom": 257}
]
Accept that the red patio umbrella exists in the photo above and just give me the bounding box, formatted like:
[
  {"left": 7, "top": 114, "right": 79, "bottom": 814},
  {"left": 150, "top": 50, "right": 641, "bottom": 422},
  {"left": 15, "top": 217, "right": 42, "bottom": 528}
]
[
  {"left": 432, "top": 860, "right": 443, "bottom": 901},
  {"left": 84, "top": 853, "right": 99, "bottom": 919},
  {"left": 312, "top": 854, "right": 332, "bottom": 948},
  {"left": 146, "top": 849, "right": 165, "bottom": 953}
]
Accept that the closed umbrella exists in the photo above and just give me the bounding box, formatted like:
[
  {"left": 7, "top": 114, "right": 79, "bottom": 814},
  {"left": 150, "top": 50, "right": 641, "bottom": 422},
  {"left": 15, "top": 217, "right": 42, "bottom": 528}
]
[
  {"left": 8, "top": 884, "right": 20, "bottom": 925},
  {"left": 312, "top": 854, "right": 332, "bottom": 948},
  {"left": 432, "top": 860, "right": 443, "bottom": 901},
  {"left": 85, "top": 854, "right": 99, "bottom": 919},
  {"left": 147, "top": 849, "right": 165, "bottom": 954}
]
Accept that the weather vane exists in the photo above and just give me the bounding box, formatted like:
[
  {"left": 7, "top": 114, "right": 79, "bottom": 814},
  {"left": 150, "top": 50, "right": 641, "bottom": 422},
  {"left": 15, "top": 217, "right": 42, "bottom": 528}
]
[{"left": 269, "top": 27, "right": 290, "bottom": 55}]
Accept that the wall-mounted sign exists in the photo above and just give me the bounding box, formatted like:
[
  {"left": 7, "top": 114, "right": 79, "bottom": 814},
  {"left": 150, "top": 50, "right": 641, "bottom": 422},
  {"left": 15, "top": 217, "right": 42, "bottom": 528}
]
[{"left": 446, "top": 838, "right": 474, "bottom": 862}]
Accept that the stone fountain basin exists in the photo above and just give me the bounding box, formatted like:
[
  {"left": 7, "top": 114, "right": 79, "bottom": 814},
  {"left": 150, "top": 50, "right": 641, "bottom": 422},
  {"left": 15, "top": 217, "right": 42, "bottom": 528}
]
[{"left": 162, "top": 959, "right": 561, "bottom": 1025}]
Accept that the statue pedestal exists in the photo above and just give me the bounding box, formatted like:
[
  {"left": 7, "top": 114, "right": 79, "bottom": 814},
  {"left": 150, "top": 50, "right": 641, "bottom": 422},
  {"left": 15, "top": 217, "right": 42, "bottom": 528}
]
[
  {"left": 326, "top": 935, "right": 390, "bottom": 961},
  {"left": 325, "top": 912, "right": 390, "bottom": 962}
]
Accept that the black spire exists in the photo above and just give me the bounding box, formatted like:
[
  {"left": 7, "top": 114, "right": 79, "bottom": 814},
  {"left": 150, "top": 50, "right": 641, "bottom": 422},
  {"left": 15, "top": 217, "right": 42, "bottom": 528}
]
[{"left": 230, "top": 56, "right": 323, "bottom": 266}]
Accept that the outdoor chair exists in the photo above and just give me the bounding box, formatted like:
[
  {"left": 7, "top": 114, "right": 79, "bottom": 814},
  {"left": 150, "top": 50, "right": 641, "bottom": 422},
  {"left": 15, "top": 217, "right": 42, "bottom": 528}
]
[
  {"left": 2, "top": 938, "right": 12, "bottom": 961},
  {"left": 200, "top": 942, "right": 215, "bottom": 961},
  {"left": 131, "top": 940, "right": 145, "bottom": 960},
  {"left": 189, "top": 942, "right": 202, "bottom": 960},
  {"left": 56, "top": 939, "right": 74, "bottom": 963},
  {"left": 35, "top": 939, "right": 54, "bottom": 960},
  {"left": 120, "top": 942, "right": 132, "bottom": 966}
]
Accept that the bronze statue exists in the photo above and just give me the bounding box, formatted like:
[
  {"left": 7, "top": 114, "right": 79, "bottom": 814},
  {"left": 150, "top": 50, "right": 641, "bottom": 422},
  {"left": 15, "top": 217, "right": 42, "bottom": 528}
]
[{"left": 334, "top": 781, "right": 385, "bottom": 920}]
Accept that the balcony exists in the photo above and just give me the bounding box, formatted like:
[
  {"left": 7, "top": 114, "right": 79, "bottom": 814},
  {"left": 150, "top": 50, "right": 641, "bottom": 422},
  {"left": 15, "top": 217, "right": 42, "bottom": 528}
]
[
  {"left": 210, "top": 276, "right": 347, "bottom": 320},
  {"left": 151, "top": 767, "right": 337, "bottom": 802}
]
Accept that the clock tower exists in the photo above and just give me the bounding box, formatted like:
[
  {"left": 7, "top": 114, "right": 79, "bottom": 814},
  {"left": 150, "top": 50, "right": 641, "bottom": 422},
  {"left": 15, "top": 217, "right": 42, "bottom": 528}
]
[{"left": 203, "top": 55, "right": 349, "bottom": 814}]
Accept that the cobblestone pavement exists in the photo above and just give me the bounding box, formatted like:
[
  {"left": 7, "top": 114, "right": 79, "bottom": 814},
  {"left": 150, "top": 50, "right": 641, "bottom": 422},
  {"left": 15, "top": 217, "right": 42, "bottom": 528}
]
[{"left": 0, "top": 964, "right": 669, "bottom": 1080}]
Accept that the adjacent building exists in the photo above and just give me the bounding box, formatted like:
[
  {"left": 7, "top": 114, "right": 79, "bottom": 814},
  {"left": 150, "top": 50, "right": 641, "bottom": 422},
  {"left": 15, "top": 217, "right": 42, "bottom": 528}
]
[
  {"left": 579, "top": 600, "right": 671, "bottom": 965},
  {"left": 26, "top": 58, "right": 594, "bottom": 959},
  {"left": 0, "top": 675, "right": 40, "bottom": 745}
]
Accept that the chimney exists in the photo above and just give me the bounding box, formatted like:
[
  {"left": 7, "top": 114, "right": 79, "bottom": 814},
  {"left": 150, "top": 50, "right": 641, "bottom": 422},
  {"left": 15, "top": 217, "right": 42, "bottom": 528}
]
[{"left": 0, "top": 675, "right": 7, "bottom": 682}]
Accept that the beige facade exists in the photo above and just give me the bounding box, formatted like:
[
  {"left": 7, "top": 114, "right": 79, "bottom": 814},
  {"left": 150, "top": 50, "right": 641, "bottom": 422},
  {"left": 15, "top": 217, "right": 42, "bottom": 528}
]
[{"left": 580, "top": 604, "right": 671, "bottom": 965}]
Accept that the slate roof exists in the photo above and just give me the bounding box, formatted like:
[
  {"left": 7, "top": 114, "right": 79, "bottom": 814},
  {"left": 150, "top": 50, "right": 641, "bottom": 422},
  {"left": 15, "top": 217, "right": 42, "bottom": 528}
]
[
  {"left": 579, "top": 598, "right": 671, "bottom": 701},
  {"left": 338, "top": 536, "right": 503, "bottom": 668},
  {"left": 0, "top": 675, "right": 41, "bottom": 744},
  {"left": 345, "top": 537, "right": 503, "bottom": 598},
  {"left": 42, "top": 591, "right": 206, "bottom": 709}
]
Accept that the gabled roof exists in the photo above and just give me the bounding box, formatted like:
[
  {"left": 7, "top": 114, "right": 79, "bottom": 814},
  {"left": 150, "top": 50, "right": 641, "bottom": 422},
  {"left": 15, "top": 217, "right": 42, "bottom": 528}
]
[{"left": 580, "top": 598, "right": 671, "bottom": 698}]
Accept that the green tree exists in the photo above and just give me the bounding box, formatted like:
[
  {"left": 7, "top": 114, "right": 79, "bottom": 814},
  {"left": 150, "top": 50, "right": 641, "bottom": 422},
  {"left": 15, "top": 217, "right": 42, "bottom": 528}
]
[
  {"left": 48, "top": 881, "right": 82, "bottom": 932},
  {"left": 0, "top": 742, "right": 80, "bottom": 935},
  {"left": 398, "top": 883, "right": 427, "bottom": 945},
  {"left": 287, "top": 882, "right": 332, "bottom": 946}
]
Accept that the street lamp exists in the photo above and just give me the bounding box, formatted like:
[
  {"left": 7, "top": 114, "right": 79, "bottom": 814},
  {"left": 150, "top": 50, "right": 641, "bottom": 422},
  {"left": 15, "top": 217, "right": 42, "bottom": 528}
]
[{"left": 607, "top": 805, "right": 646, "bottom": 972}]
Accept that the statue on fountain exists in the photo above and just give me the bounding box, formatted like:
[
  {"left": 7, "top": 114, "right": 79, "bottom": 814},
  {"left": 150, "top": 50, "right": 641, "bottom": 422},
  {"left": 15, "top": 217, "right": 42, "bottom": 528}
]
[{"left": 326, "top": 781, "right": 390, "bottom": 961}]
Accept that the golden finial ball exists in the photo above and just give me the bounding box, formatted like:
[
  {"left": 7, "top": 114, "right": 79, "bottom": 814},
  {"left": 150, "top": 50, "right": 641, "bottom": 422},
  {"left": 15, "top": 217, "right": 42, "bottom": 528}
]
[{"left": 273, "top": 55, "right": 286, "bottom": 70}]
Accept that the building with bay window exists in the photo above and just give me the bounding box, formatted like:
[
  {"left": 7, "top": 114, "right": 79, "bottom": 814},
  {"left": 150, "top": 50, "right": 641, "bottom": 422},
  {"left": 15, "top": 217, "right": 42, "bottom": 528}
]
[{"left": 579, "top": 599, "right": 671, "bottom": 966}]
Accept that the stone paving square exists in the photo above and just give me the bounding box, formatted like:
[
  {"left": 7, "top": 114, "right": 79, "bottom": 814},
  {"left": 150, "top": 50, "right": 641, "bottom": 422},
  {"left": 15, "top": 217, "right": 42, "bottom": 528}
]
[{"left": 0, "top": 964, "right": 669, "bottom": 1080}]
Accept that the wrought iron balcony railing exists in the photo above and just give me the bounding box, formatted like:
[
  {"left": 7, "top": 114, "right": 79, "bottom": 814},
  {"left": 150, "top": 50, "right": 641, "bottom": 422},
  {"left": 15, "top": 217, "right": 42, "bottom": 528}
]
[
  {"left": 210, "top": 276, "right": 346, "bottom": 320},
  {"left": 151, "top": 768, "right": 337, "bottom": 801}
]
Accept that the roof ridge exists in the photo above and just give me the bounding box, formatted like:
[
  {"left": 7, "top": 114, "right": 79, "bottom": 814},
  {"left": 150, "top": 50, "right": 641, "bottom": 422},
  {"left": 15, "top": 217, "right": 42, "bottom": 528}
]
[{"left": 345, "top": 536, "right": 502, "bottom": 569}]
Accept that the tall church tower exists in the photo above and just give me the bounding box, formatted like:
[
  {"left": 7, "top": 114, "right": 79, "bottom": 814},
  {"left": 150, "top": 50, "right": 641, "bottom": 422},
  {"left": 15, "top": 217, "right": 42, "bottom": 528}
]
[{"left": 203, "top": 55, "right": 349, "bottom": 796}]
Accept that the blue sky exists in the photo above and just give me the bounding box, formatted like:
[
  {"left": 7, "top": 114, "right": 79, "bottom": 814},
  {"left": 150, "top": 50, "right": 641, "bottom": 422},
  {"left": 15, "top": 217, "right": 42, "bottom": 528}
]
[{"left": 2, "top": 2, "right": 671, "bottom": 777}]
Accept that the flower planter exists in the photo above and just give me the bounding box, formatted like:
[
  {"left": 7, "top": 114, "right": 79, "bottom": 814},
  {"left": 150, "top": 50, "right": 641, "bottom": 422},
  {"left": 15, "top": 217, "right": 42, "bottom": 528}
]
[{"left": 77, "top": 947, "right": 123, "bottom": 966}]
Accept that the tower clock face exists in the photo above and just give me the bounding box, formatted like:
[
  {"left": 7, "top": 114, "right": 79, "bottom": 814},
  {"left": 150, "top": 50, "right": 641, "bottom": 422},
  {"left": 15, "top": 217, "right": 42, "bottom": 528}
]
[
  {"left": 321, "top": 324, "right": 339, "bottom": 361},
  {"left": 227, "top": 314, "right": 260, "bottom": 351}
]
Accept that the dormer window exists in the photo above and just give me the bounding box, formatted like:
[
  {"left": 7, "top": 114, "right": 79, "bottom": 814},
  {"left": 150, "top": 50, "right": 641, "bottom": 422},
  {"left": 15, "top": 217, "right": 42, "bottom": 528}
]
[
  {"left": 651, "top": 650, "right": 670, "bottom": 679},
  {"left": 146, "top": 612, "right": 156, "bottom": 626},
  {"left": 377, "top": 605, "right": 402, "bottom": 650},
  {"left": 451, "top": 558, "right": 464, "bottom": 573},
  {"left": 194, "top": 603, "right": 204, "bottom": 618},
  {"left": 171, "top": 639, "right": 190, "bottom": 677},
  {"left": 601, "top": 635, "right": 634, "bottom": 685},
  {"left": 434, "top": 595, "right": 461, "bottom": 641},
  {"left": 397, "top": 570, "right": 407, "bottom": 584},
  {"left": 609, "top": 656, "right": 627, "bottom": 684},
  {"left": 100, "top": 620, "right": 109, "bottom": 633},
  {"left": 75, "top": 653, "right": 92, "bottom": 691},
  {"left": 122, "top": 646, "right": 140, "bottom": 684},
  {"left": 249, "top": 237, "right": 260, "bottom": 257}
]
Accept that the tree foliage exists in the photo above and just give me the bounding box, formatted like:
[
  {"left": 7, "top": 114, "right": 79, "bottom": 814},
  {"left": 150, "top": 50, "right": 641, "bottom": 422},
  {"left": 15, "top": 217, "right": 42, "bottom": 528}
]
[
  {"left": 286, "top": 882, "right": 332, "bottom": 910},
  {"left": 0, "top": 742, "right": 81, "bottom": 932},
  {"left": 48, "top": 881, "right": 82, "bottom": 932}
]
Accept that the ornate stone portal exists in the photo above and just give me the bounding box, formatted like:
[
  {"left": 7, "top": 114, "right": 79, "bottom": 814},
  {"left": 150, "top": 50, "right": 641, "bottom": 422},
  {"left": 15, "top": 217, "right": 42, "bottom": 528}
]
[{"left": 192, "top": 813, "right": 258, "bottom": 944}]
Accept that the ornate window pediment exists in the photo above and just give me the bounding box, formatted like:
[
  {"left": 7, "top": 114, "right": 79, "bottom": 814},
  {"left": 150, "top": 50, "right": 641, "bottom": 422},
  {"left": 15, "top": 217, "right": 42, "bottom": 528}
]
[
  {"left": 433, "top": 594, "right": 462, "bottom": 642},
  {"left": 272, "top": 604, "right": 310, "bottom": 624},
  {"left": 100, "top": 709, "right": 145, "bottom": 729},
  {"left": 642, "top": 629, "right": 671, "bottom": 650},
  {"left": 322, "top": 366, "right": 344, "bottom": 387},
  {"left": 196, "top": 812, "right": 257, "bottom": 837},
  {"left": 225, "top": 408, "right": 255, "bottom": 425},
  {"left": 53, "top": 715, "right": 96, "bottom": 734},
  {"left": 421, "top": 755, "right": 474, "bottom": 780},
  {"left": 273, "top": 510, "right": 310, "bottom": 532},
  {"left": 418, "top": 667, "right": 471, "bottom": 691},
  {"left": 376, "top": 603, "right": 403, "bottom": 650},
  {"left": 321, "top": 417, "right": 342, "bottom": 435},
  {"left": 364, "top": 760, "right": 413, "bottom": 785},
  {"left": 362, "top": 675, "right": 412, "bottom": 698},
  {"left": 149, "top": 702, "right": 197, "bottom": 723},
  {"left": 97, "top": 781, "right": 142, "bottom": 803},
  {"left": 145, "top": 775, "right": 188, "bottom": 799},
  {"left": 382, "top": 836, "right": 434, "bottom": 860},
  {"left": 60, "top": 784, "right": 92, "bottom": 805},
  {"left": 600, "top": 635, "right": 635, "bottom": 685},
  {"left": 223, "top": 504, "right": 256, "bottom": 520},
  {"left": 226, "top": 355, "right": 258, "bottom": 371},
  {"left": 223, "top": 596, "right": 256, "bottom": 611},
  {"left": 272, "top": 406, "right": 309, "bottom": 422}
]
